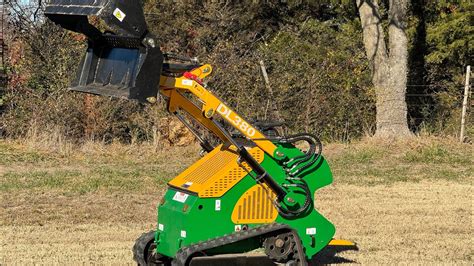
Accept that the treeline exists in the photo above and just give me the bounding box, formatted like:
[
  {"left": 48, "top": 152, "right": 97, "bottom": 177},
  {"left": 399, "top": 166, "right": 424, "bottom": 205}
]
[{"left": 0, "top": 1, "right": 471, "bottom": 143}]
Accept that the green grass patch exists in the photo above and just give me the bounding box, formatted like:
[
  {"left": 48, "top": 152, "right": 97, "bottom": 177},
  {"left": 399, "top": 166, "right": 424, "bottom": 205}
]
[
  {"left": 332, "top": 146, "right": 386, "bottom": 164},
  {"left": 0, "top": 138, "right": 471, "bottom": 193},
  {"left": 332, "top": 164, "right": 417, "bottom": 186},
  {"left": 1, "top": 170, "right": 79, "bottom": 190},
  {"left": 337, "top": 148, "right": 384, "bottom": 165},
  {"left": 71, "top": 166, "right": 176, "bottom": 194},
  {"left": 0, "top": 146, "right": 50, "bottom": 164},
  {"left": 403, "top": 144, "right": 472, "bottom": 164},
  {"left": 327, "top": 139, "right": 472, "bottom": 185}
]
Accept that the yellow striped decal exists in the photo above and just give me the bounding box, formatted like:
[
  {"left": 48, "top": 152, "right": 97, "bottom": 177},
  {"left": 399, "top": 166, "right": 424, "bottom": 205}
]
[{"left": 231, "top": 184, "right": 278, "bottom": 224}]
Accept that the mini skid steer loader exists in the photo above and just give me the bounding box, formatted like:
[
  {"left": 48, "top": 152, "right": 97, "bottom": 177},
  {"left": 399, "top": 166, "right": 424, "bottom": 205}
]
[{"left": 44, "top": 1, "right": 357, "bottom": 265}]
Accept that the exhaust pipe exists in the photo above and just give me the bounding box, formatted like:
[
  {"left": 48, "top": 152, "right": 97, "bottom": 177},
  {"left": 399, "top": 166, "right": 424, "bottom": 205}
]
[{"left": 45, "top": 0, "right": 163, "bottom": 103}]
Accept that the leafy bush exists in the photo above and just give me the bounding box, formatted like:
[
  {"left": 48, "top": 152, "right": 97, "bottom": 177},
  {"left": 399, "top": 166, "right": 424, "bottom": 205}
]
[{"left": 1, "top": 1, "right": 469, "bottom": 143}]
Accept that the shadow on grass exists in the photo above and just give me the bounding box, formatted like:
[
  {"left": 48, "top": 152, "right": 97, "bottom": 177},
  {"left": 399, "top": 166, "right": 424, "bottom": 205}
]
[
  {"left": 189, "top": 245, "right": 358, "bottom": 265},
  {"left": 310, "top": 245, "right": 358, "bottom": 265}
]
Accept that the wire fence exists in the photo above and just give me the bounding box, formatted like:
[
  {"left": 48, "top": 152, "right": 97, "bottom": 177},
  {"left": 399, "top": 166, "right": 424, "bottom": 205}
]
[
  {"left": 403, "top": 77, "right": 472, "bottom": 139},
  {"left": 0, "top": 0, "right": 6, "bottom": 109}
]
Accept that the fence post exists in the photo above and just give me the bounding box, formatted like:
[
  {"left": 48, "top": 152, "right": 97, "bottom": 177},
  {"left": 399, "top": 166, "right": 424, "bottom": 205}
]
[
  {"left": 259, "top": 60, "right": 281, "bottom": 121},
  {"left": 460, "top": 65, "right": 471, "bottom": 142}
]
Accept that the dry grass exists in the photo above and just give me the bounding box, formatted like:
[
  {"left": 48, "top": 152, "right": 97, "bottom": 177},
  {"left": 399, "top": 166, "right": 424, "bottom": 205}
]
[
  {"left": 316, "top": 181, "right": 472, "bottom": 264},
  {"left": 325, "top": 136, "right": 473, "bottom": 185},
  {"left": 0, "top": 139, "right": 200, "bottom": 194},
  {"left": 0, "top": 137, "right": 472, "bottom": 264}
]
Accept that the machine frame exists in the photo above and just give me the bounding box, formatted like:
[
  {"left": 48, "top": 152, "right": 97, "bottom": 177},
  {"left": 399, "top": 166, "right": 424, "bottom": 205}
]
[{"left": 42, "top": 1, "right": 358, "bottom": 265}]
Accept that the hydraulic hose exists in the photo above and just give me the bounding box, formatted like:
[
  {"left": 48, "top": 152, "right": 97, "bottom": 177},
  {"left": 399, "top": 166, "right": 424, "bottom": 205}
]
[
  {"left": 251, "top": 132, "right": 323, "bottom": 217},
  {"left": 288, "top": 136, "right": 323, "bottom": 176},
  {"left": 276, "top": 133, "right": 323, "bottom": 217},
  {"left": 278, "top": 179, "right": 312, "bottom": 219}
]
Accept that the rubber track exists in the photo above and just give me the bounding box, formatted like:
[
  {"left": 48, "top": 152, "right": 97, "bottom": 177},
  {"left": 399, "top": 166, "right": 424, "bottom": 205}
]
[
  {"left": 133, "top": 230, "right": 156, "bottom": 265},
  {"left": 172, "top": 223, "right": 307, "bottom": 266}
]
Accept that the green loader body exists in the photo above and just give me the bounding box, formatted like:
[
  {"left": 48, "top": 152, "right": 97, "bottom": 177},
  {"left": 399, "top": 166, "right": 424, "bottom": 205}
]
[
  {"left": 43, "top": 1, "right": 357, "bottom": 264},
  {"left": 156, "top": 144, "right": 335, "bottom": 261}
]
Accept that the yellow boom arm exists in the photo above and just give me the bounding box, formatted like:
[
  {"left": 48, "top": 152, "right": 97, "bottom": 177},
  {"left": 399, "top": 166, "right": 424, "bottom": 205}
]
[
  {"left": 159, "top": 64, "right": 279, "bottom": 158},
  {"left": 159, "top": 64, "right": 288, "bottom": 199}
]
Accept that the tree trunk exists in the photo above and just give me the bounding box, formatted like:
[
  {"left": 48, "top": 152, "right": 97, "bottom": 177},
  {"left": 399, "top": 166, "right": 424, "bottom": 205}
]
[{"left": 357, "top": 0, "right": 412, "bottom": 137}]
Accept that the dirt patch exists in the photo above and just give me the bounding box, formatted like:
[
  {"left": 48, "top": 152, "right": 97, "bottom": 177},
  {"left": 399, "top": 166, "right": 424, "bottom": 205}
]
[
  {"left": 316, "top": 180, "right": 472, "bottom": 264},
  {"left": 0, "top": 223, "right": 149, "bottom": 265},
  {"left": 1, "top": 192, "right": 162, "bottom": 226},
  {"left": 1, "top": 180, "right": 471, "bottom": 264}
]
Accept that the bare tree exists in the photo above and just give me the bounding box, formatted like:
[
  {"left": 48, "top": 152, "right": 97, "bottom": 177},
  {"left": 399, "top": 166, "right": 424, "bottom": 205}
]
[{"left": 357, "top": 0, "right": 412, "bottom": 137}]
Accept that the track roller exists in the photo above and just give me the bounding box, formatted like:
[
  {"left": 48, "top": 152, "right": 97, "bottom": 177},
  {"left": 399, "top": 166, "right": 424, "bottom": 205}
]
[{"left": 133, "top": 230, "right": 171, "bottom": 266}]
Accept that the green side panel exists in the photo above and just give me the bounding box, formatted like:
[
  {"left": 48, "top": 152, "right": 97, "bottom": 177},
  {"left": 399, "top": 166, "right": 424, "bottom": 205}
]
[
  {"left": 265, "top": 144, "right": 336, "bottom": 258},
  {"left": 156, "top": 179, "right": 260, "bottom": 257},
  {"left": 155, "top": 144, "right": 336, "bottom": 260}
]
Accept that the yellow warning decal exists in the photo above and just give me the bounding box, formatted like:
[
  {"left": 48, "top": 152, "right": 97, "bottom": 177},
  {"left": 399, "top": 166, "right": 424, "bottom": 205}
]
[
  {"left": 113, "top": 8, "right": 126, "bottom": 22},
  {"left": 231, "top": 184, "right": 278, "bottom": 224}
]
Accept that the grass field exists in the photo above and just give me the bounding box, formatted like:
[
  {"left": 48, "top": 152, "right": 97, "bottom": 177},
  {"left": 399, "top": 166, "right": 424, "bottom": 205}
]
[{"left": 0, "top": 137, "right": 472, "bottom": 264}]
